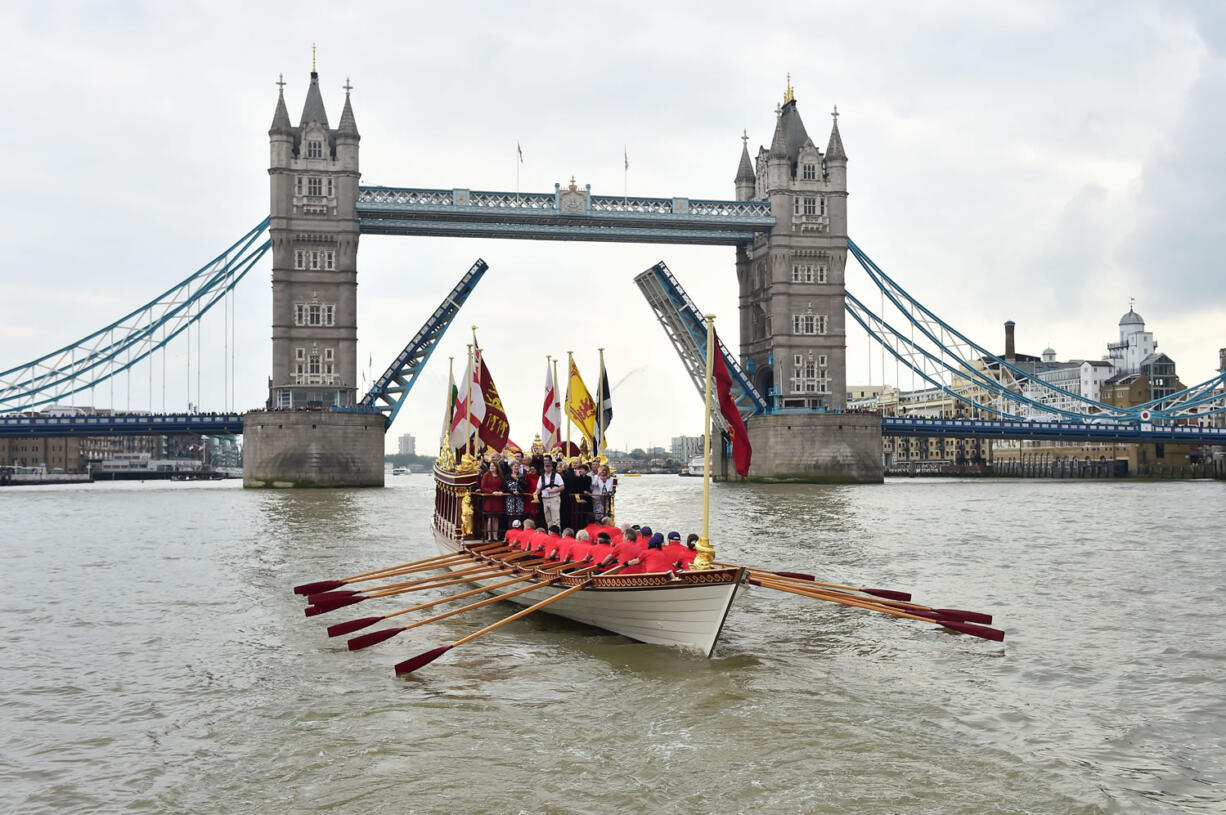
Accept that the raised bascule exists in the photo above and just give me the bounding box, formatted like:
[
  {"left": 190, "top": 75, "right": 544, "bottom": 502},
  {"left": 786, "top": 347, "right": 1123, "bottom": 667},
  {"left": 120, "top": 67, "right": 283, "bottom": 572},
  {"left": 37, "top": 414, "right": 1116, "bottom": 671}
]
[{"left": 5, "top": 69, "right": 1225, "bottom": 485}]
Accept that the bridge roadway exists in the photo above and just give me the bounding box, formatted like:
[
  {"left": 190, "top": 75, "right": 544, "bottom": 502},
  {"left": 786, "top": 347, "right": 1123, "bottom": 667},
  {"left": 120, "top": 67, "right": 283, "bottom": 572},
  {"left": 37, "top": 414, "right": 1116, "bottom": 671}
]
[
  {"left": 355, "top": 186, "right": 776, "bottom": 245},
  {"left": 0, "top": 412, "right": 245, "bottom": 436},
  {"left": 881, "top": 415, "right": 1226, "bottom": 445}
]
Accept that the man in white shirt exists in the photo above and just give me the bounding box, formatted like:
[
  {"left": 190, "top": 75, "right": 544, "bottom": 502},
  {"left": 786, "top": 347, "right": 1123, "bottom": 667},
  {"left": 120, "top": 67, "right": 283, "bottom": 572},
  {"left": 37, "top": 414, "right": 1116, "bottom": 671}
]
[{"left": 536, "top": 458, "right": 565, "bottom": 530}]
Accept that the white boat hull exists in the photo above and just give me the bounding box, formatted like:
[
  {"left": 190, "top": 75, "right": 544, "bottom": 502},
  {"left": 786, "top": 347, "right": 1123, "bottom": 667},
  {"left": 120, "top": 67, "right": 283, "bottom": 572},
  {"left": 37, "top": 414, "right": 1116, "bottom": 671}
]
[{"left": 434, "top": 530, "right": 743, "bottom": 657}]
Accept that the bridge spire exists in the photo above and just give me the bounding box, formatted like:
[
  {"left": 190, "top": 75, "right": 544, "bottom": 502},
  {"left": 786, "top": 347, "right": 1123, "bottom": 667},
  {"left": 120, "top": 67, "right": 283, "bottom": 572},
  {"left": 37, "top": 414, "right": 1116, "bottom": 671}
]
[
  {"left": 826, "top": 105, "right": 846, "bottom": 162},
  {"left": 299, "top": 66, "right": 329, "bottom": 128},
  {"left": 734, "top": 130, "right": 755, "bottom": 199},
  {"left": 338, "top": 80, "right": 359, "bottom": 138},
  {"left": 269, "top": 73, "right": 293, "bottom": 135}
]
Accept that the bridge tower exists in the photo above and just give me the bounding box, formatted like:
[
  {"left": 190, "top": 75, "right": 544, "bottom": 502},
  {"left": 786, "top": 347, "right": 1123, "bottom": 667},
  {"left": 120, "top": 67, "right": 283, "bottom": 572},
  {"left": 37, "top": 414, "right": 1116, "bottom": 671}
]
[
  {"left": 243, "top": 66, "right": 384, "bottom": 488},
  {"left": 730, "top": 82, "right": 881, "bottom": 481}
]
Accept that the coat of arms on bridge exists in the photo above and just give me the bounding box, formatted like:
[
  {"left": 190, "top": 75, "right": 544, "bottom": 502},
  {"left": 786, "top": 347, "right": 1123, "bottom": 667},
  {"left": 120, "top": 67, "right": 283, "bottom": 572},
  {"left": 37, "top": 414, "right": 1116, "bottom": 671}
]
[{"left": 558, "top": 177, "right": 589, "bottom": 215}]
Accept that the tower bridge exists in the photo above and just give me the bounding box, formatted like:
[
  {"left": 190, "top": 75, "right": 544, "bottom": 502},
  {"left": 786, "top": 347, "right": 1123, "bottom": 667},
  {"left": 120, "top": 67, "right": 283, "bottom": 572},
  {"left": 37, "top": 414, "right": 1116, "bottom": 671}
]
[{"left": 4, "top": 68, "right": 1225, "bottom": 486}]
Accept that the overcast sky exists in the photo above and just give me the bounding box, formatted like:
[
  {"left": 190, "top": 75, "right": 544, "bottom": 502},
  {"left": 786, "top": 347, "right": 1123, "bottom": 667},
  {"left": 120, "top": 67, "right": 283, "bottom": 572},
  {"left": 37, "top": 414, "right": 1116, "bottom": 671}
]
[{"left": 2, "top": 1, "right": 1224, "bottom": 454}]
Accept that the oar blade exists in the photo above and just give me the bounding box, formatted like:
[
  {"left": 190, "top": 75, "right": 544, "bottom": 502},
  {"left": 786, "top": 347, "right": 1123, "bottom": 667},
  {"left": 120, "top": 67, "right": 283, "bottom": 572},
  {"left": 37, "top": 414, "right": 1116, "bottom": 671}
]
[
  {"left": 933, "top": 608, "right": 992, "bottom": 625},
  {"left": 394, "top": 645, "right": 453, "bottom": 676},
  {"left": 939, "top": 620, "right": 1005, "bottom": 642},
  {"left": 304, "top": 596, "right": 364, "bottom": 617},
  {"left": 863, "top": 588, "right": 912, "bottom": 602},
  {"left": 327, "top": 616, "right": 384, "bottom": 638},
  {"left": 306, "top": 589, "right": 361, "bottom": 604},
  {"left": 347, "top": 627, "right": 405, "bottom": 651},
  {"left": 293, "top": 579, "right": 345, "bottom": 596}
]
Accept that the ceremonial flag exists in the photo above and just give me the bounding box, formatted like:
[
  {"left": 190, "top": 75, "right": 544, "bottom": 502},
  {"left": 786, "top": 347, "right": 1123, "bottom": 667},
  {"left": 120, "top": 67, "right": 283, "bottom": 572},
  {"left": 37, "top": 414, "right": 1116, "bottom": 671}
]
[
  {"left": 474, "top": 349, "right": 510, "bottom": 451},
  {"left": 593, "top": 359, "right": 613, "bottom": 452},
  {"left": 566, "top": 358, "right": 597, "bottom": 446},
  {"left": 517, "top": 141, "right": 524, "bottom": 163},
  {"left": 541, "top": 361, "right": 562, "bottom": 451},
  {"left": 448, "top": 354, "right": 484, "bottom": 449},
  {"left": 711, "top": 329, "right": 752, "bottom": 476},
  {"left": 624, "top": 146, "right": 628, "bottom": 171}
]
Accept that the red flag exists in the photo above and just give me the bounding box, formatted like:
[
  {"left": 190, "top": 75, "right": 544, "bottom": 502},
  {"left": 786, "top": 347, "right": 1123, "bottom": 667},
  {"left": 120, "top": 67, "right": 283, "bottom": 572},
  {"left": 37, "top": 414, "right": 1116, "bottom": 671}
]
[
  {"left": 711, "top": 329, "right": 751, "bottom": 476},
  {"left": 475, "top": 350, "right": 510, "bottom": 451}
]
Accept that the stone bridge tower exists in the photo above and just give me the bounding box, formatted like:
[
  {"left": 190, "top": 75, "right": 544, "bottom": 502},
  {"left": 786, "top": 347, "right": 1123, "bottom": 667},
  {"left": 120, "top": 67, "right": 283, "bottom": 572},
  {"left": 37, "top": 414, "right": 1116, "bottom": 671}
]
[
  {"left": 267, "top": 68, "right": 361, "bottom": 410},
  {"left": 243, "top": 66, "right": 384, "bottom": 488},
  {"left": 736, "top": 81, "right": 848, "bottom": 410},
  {"left": 729, "top": 82, "right": 881, "bottom": 482}
]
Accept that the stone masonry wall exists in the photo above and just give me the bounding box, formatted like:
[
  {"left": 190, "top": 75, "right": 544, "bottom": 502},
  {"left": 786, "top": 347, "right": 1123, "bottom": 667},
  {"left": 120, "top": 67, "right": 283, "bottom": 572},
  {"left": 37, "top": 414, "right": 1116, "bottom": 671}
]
[{"left": 243, "top": 410, "right": 385, "bottom": 488}]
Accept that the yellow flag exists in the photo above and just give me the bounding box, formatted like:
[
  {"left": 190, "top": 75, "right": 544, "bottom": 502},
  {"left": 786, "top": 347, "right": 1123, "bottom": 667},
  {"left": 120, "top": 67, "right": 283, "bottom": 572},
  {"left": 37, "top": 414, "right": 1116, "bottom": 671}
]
[{"left": 566, "top": 359, "right": 597, "bottom": 445}]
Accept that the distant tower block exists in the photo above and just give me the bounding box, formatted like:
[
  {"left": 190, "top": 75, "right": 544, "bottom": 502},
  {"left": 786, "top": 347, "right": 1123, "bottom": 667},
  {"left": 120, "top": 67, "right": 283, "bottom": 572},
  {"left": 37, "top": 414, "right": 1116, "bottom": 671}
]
[{"left": 737, "top": 84, "right": 848, "bottom": 411}]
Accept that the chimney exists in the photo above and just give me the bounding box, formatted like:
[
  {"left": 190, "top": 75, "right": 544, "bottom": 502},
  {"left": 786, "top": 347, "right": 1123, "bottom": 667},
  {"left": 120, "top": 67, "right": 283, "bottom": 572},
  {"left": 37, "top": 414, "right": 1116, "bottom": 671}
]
[{"left": 1004, "top": 321, "right": 1016, "bottom": 362}]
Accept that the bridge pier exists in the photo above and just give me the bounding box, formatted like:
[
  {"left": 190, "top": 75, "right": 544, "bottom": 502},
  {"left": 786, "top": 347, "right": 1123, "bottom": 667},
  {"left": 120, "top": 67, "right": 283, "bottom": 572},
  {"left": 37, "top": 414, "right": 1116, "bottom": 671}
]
[
  {"left": 242, "top": 411, "right": 384, "bottom": 488},
  {"left": 723, "top": 413, "right": 883, "bottom": 483}
]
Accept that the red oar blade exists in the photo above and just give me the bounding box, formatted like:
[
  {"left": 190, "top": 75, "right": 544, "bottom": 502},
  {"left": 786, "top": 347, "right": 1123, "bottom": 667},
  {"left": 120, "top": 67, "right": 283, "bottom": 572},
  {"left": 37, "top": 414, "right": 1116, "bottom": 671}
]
[
  {"left": 939, "top": 620, "right": 1005, "bottom": 642},
  {"left": 327, "top": 616, "right": 384, "bottom": 638},
  {"left": 863, "top": 588, "right": 912, "bottom": 602},
  {"left": 394, "top": 645, "right": 453, "bottom": 676},
  {"left": 933, "top": 608, "right": 993, "bottom": 625},
  {"left": 304, "top": 596, "right": 364, "bottom": 617},
  {"left": 347, "top": 627, "right": 405, "bottom": 651},
  {"left": 307, "top": 589, "right": 361, "bottom": 604},
  {"left": 293, "top": 579, "right": 345, "bottom": 596},
  {"left": 773, "top": 571, "right": 815, "bottom": 581}
]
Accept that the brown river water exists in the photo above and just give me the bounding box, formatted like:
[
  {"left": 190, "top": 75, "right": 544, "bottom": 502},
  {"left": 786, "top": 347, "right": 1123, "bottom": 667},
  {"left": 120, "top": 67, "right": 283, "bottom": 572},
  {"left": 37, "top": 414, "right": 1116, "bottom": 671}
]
[{"left": 2, "top": 475, "right": 1224, "bottom": 814}]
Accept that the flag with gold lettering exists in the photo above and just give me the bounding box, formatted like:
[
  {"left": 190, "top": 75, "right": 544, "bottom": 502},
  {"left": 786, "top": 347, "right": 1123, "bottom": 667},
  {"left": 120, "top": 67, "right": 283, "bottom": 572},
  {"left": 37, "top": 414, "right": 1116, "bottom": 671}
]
[
  {"left": 566, "top": 358, "right": 597, "bottom": 445},
  {"left": 474, "top": 349, "right": 510, "bottom": 451}
]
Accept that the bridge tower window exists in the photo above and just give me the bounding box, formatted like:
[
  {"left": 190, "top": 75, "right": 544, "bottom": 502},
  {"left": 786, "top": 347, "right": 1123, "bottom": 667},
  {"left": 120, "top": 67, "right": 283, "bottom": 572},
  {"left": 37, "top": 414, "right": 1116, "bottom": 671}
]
[
  {"left": 307, "top": 140, "right": 323, "bottom": 159},
  {"left": 307, "top": 177, "right": 323, "bottom": 196},
  {"left": 324, "top": 250, "right": 335, "bottom": 270},
  {"left": 294, "top": 249, "right": 305, "bottom": 270},
  {"left": 804, "top": 197, "right": 817, "bottom": 215},
  {"left": 294, "top": 304, "right": 305, "bottom": 325},
  {"left": 802, "top": 163, "right": 816, "bottom": 180}
]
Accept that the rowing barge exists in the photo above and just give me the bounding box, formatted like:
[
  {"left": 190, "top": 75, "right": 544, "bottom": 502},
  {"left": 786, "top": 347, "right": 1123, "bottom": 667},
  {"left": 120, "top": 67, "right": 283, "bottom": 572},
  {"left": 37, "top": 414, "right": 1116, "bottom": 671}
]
[{"left": 432, "top": 462, "right": 744, "bottom": 657}]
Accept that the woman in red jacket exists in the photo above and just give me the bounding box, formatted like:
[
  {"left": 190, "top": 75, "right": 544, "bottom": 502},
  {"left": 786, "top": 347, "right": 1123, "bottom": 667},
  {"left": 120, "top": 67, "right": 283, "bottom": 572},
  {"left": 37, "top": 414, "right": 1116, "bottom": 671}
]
[{"left": 479, "top": 465, "right": 504, "bottom": 542}]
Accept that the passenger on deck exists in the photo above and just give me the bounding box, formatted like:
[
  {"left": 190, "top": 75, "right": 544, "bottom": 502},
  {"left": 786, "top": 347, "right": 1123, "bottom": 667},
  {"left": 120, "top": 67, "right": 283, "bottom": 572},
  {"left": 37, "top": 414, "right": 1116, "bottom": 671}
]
[
  {"left": 623, "top": 533, "right": 682, "bottom": 576},
  {"left": 588, "top": 530, "right": 615, "bottom": 569},
  {"left": 503, "top": 462, "right": 528, "bottom": 529},
  {"left": 479, "top": 465, "right": 504, "bottom": 542},
  {"left": 607, "top": 528, "right": 642, "bottom": 570},
  {"left": 664, "top": 531, "right": 696, "bottom": 570},
  {"left": 567, "top": 529, "right": 595, "bottom": 567},
  {"left": 537, "top": 458, "right": 565, "bottom": 531}
]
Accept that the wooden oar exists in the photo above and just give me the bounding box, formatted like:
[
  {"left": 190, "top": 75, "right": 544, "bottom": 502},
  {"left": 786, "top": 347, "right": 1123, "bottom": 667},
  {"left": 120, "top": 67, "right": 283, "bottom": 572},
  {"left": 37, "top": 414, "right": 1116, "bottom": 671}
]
[
  {"left": 393, "top": 564, "right": 627, "bottom": 675},
  {"left": 736, "top": 568, "right": 992, "bottom": 624},
  {"left": 304, "top": 566, "right": 515, "bottom": 616},
  {"left": 326, "top": 572, "right": 543, "bottom": 637},
  {"left": 306, "top": 560, "right": 502, "bottom": 601},
  {"left": 751, "top": 577, "right": 1004, "bottom": 641},
  {"left": 711, "top": 563, "right": 912, "bottom": 600},
  {"left": 346, "top": 574, "right": 571, "bottom": 651},
  {"left": 293, "top": 544, "right": 504, "bottom": 595}
]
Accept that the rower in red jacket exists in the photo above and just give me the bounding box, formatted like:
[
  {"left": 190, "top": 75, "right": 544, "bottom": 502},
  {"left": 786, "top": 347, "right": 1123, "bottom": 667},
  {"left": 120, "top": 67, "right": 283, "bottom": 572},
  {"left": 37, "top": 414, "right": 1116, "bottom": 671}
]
[{"left": 663, "top": 531, "right": 696, "bottom": 570}]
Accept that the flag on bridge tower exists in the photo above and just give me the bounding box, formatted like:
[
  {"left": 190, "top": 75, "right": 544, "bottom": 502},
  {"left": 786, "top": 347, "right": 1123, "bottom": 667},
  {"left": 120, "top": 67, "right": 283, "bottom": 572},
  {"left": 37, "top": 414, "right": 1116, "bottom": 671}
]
[
  {"left": 712, "top": 329, "right": 752, "bottom": 476},
  {"left": 517, "top": 142, "right": 524, "bottom": 164},
  {"left": 541, "top": 360, "right": 562, "bottom": 452}
]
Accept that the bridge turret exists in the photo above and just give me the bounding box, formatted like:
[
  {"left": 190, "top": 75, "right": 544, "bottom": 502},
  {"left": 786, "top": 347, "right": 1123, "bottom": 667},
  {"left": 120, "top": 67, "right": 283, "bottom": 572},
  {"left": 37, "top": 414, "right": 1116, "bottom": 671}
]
[
  {"left": 734, "top": 132, "right": 755, "bottom": 201},
  {"left": 824, "top": 107, "right": 848, "bottom": 237},
  {"left": 269, "top": 76, "right": 294, "bottom": 167}
]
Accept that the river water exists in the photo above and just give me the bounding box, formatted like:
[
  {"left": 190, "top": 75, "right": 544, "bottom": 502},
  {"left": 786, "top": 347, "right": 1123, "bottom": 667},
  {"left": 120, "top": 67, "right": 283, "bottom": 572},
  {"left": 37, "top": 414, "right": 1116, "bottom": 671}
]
[{"left": 2, "top": 475, "right": 1224, "bottom": 814}]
